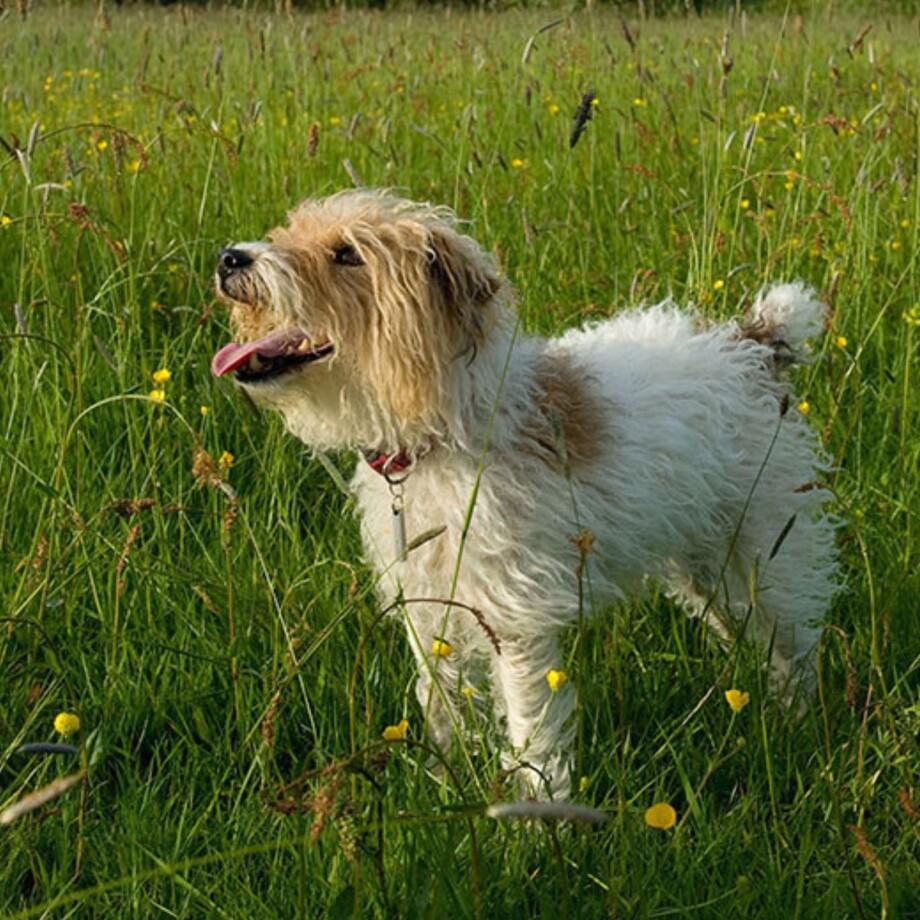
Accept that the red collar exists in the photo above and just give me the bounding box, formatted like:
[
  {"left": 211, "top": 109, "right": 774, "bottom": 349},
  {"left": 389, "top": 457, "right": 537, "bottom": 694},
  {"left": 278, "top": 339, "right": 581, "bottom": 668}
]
[{"left": 364, "top": 449, "right": 418, "bottom": 479}]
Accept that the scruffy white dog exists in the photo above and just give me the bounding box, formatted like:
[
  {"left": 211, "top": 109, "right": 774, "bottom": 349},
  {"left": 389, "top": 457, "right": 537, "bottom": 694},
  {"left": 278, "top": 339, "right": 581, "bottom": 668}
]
[{"left": 212, "top": 190, "right": 837, "bottom": 797}]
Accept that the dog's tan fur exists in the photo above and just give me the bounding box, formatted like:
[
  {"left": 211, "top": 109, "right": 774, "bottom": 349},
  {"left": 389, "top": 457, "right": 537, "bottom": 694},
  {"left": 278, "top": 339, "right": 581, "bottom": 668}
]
[{"left": 529, "top": 352, "right": 607, "bottom": 470}]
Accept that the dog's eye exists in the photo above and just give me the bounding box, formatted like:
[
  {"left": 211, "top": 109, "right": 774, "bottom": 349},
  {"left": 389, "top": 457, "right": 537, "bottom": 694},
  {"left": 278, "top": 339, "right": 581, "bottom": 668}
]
[{"left": 332, "top": 244, "right": 363, "bottom": 267}]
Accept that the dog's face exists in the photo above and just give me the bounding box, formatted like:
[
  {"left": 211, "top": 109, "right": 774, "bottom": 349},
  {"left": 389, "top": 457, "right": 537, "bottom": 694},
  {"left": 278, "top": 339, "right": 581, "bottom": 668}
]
[{"left": 212, "top": 190, "right": 502, "bottom": 450}]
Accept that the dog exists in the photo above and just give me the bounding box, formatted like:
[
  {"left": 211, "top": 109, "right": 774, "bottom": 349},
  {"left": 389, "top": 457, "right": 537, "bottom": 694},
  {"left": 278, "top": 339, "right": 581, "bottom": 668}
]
[{"left": 212, "top": 189, "right": 837, "bottom": 798}]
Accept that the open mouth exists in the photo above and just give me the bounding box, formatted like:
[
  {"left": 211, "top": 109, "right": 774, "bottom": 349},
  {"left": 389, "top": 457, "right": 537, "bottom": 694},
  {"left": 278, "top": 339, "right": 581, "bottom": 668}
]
[{"left": 211, "top": 328, "right": 334, "bottom": 383}]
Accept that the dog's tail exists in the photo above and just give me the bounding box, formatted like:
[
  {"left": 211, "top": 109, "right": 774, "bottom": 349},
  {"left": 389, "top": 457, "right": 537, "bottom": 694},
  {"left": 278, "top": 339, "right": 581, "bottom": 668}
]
[{"left": 739, "top": 282, "right": 827, "bottom": 371}]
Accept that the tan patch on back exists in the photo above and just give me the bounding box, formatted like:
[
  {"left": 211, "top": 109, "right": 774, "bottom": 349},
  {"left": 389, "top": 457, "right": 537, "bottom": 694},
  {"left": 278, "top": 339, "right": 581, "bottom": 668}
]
[{"left": 521, "top": 351, "right": 607, "bottom": 471}]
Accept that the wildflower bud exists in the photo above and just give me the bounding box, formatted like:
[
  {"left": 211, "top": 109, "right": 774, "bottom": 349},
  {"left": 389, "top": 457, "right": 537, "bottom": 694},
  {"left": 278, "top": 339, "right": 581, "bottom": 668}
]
[
  {"left": 431, "top": 639, "right": 453, "bottom": 659},
  {"left": 382, "top": 719, "right": 409, "bottom": 742},
  {"left": 725, "top": 689, "right": 751, "bottom": 712},
  {"left": 54, "top": 712, "right": 81, "bottom": 737},
  {"left": 645, "top": 802, "right": 677, "bottom": 830}
]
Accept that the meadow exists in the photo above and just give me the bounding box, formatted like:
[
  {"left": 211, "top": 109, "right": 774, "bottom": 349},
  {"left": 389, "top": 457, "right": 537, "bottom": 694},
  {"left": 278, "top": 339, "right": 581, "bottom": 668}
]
[{"left": 1, "top": 2, "right": 919, "bottom": 917}]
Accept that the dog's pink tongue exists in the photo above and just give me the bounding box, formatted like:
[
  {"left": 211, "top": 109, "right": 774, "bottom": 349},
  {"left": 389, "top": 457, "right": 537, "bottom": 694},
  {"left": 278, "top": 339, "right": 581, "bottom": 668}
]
[{"left": 211, "top": 328, "right": 309, "bottom": 377}]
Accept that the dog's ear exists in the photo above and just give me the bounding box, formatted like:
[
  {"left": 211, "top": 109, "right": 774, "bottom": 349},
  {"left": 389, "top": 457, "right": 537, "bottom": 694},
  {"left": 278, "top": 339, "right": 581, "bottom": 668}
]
[
  {"left": 426, "top": 226, "right": 501, "bottom": 347},
  {"left": 352, "top": 219, "right": 503, "bottom": 427}
]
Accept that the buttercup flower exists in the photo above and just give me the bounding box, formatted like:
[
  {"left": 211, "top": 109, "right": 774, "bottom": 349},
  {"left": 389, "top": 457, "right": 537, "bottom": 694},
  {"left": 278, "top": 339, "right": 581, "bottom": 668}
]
[
  {"left": 645, "top": 802, "right": 677, "bottom": 830},
  {"left": 218, "top": 451, "right": 235, "bottom": 472},
  {"left": 54, "top": 712, "right": 81, "bottom": 737},
  {"left": 431, "top": 639, "right": 453, "bottom": 658},
  {"left": 834, "top": 335, "right": 848, "bottom": 348},
  {"left": 797, "top": 400, "right": 810, "bottom": 415},
  {"left": 148, "top": 389, "right": 166, "bottom": 403},
  {"left": 152, "top": 367, "right": 171, "bottom": 385},
  {"left": 903, "top": 306, "right": 920, "bottom": 327},
  {"left": 382, "top": 719, "right": 409, "bottom": 741},
  {"left": 546, "top": 669, "right": 568, "bottom": 692},
  {"left": 725, "top": 688, "right": 751, "bottom": 712}
]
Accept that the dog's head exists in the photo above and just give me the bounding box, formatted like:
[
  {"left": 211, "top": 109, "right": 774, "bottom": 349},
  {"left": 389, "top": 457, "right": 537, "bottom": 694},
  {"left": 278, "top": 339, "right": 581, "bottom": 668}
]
[{"left": 212, "top": 190, "right": 503, "bottom": 450}]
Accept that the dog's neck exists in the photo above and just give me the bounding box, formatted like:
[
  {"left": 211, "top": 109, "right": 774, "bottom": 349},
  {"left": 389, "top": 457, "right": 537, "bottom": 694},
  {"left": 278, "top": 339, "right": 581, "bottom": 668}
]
[{"left": 360, "top": 316, "right": 541, "bottom": 470}]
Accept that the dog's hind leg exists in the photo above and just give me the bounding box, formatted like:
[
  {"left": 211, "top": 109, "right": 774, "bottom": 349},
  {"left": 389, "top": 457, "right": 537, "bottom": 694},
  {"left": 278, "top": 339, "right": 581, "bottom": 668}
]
[{"left": 666, "top": 514, "right": 831, "bottom": 703}]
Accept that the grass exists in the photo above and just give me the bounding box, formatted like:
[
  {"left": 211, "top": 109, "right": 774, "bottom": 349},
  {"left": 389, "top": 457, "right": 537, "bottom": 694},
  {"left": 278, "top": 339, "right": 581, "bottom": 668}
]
[{"left": 1, "top": 3, "right": 919, "bottom": 917}]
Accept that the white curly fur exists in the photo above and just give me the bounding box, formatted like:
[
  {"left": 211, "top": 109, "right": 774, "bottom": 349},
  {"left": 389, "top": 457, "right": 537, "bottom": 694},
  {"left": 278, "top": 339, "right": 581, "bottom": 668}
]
[{"left": 213, "top": 190, "right": 838, "bottom": 798}]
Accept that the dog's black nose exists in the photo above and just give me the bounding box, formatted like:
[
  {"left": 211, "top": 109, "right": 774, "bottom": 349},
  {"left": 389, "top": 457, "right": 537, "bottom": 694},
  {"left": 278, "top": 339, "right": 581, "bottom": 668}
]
[{"left": 218, "top": 247, "right": 254, "bottom": 278}]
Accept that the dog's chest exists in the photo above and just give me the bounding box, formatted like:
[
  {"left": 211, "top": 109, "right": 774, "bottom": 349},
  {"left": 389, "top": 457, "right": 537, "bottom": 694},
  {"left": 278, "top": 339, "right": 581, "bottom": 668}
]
[{"left": 352, "top": 459, "right": 485, "bottom": 593}]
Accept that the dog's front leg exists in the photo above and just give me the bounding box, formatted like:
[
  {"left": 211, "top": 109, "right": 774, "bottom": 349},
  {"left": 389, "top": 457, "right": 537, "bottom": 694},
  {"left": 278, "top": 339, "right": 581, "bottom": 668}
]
[
  {"left": 493, "top": 635, "right": 575, "bottom": 799},
  {"left": 403, "top": 616, "right": 461, "bottom": 760}
]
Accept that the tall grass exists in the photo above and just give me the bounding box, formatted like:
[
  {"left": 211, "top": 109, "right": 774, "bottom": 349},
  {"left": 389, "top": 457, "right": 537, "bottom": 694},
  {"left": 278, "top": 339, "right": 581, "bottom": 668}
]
[{"left": 1, "top": 4, "right": 918, "bottom": 917}]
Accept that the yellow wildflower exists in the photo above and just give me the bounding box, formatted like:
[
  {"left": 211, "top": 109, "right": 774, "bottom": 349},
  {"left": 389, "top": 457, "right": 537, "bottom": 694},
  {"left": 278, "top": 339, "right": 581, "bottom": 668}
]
[
  {"left": 740, "top": 198, "right": 750, "bottom": 210},
  {"left": 218, "top": 451, "right": 234, "bottom": 472},
  {"left": 645, "top": 802, "right": 677, "bottom": 830},
  {"left": 725, "top": 688, "right": 751, "bottom": 712},
  {"left": 900, "top": 218, "right": 910, "bottom": 229},
  {"left": 382, "top": 719, "right": 409, "bottom": 741},
  {"left": 328, "top": 116, "right": 341, "bottom": 126},
  {"left": 903, "top": 306, "right": 920, "bottom": 327},
  {"left": 431, "top": 638, "right": 453, "bottom": 658},
  {"left": 797, "top": 400, "right": 810, "bottom": 415},
  {"left": 152, "top": 367, "right": 171, "bottom": 385},
  {"left": 713, "top": 279, "right": 725, "bottom": 292},
  {"left": 891, "top": 240, "right": 902, "bottom": 251},
  {"left": 0, "top": 215, "right": 11, "bottom": 228},
  {"left": 546, "top": 669, "right": 568, "bottom": 692},
  {"left": 54, "top": 712, "right": 81, "bottom": 737},
  {"left": 148, "top": 389, "right": 166, "bottom": 403},
  {"left": 510, "top": 158, "right": 525, "bottom": 169},
  {"left": 834, "top": 335, "right": 848, "bottom": 348},
  {"left": 200, "top": 405, "right": 211, "bottom": 416},
  {"left": 547, "top": 103, "right": 560, "bottom": 116},
  {"left": 461, "top": 686, "right": 476, "bottom": 699},
  {"left": 96, "top": 139, "right": 108, "bottom": 152}
]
